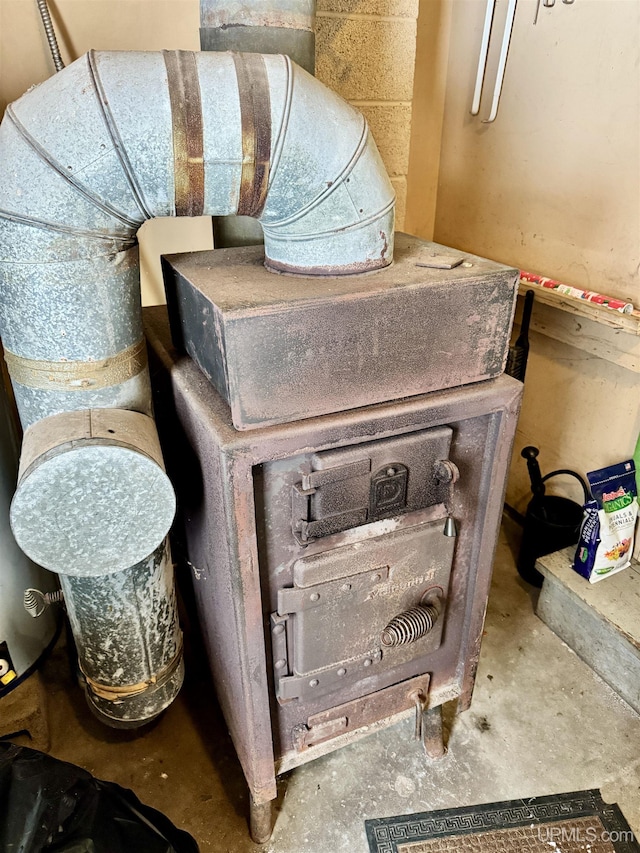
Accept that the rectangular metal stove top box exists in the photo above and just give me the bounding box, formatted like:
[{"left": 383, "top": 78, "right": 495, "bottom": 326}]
[{"left": 161, "top": 233, "right": 518, "bottom": 431}]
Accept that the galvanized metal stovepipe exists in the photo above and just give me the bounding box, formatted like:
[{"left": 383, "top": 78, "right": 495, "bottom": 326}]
[
  {"left": 200, "top": 0, "right": 317, "bottom": 249},
  {"left": 0, "top": 53, "right": 393, "bottom": 429},
  {"left": 200, "top": 0, "right": 316, "bottom": 73},
  {"left": 0, "top": 50, "right": 394, "bottom": 726}
]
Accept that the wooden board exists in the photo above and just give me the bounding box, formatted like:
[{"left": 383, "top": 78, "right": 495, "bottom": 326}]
[{"left": 536, "top": 548, "right": 640, "bottom": 713}]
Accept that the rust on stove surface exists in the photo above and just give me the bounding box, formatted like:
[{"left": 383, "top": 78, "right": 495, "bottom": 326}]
[
  {"left": 163, "top": 50, "right": 205, "bottom": 217},
  {"left": 233, "top": 53, "right": 271, "bottom": 218},
  {"left": 218, "top": 453, "right": 278, "bottom": 805},
  {"left": 144, "top": 304, "right": 523, "bottom": 826},
  {"left": 161, "top": 235, "right": 519, "bottom": 431}
]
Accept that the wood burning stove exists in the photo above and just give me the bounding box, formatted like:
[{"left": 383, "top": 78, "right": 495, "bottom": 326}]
[{"left": 146, "top": 233, "right": 522, "bottom": 841}]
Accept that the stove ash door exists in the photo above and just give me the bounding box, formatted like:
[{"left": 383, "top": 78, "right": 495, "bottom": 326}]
[{"left": 262, "top": 426, "right": 458, "bottom": 715}]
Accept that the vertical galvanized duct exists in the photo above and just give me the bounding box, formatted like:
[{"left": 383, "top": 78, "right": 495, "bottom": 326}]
[
  {"left": 9, "top": 405, "right": 181, "bottom": 727},
  {"left": 200, "top": 0, "right": 316, "bottom": 248},
  {"left": 200, "top": 1, "right": 315, "bottom": 72},
  {"left": 62, "top": 542, "right": 182, "bottom": 725},
  {"left": 0, "top": 50, "right": 394, "bottom": 725}
]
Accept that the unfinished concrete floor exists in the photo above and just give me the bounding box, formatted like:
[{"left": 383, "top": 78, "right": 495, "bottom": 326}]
[{"left": 14, "top": 518, "right": 640, "bottom": 851}]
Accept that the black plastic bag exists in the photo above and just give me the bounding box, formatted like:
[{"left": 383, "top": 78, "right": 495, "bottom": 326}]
[{"left": 0, "top": 743, "right": 200, "bottom": 853}]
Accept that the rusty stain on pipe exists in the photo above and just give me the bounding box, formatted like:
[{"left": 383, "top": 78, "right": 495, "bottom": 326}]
[
  {"left": 163, "top": 50, "right": 205, "bottom": 218},
  {"left": 234, "top": 53, "right": 272, "bottom": 218},
  {"left": 3, "top": 338, "right": 147, "bottom": 392}
]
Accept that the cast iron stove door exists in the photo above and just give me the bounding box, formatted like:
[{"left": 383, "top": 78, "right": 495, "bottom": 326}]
[
  {"left": 291, "top": 427, "right": 455, "bottom": 544},
  {"left": 273, "top": 516, "right": 455, "bottom": 701},
  {"left": 267, "top": 427, "right": 457, "bottom": 704}
]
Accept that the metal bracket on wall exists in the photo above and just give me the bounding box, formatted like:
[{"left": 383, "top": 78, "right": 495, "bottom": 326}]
[
  {"left": 471, "top": 0, "right": 518, "bottom": 123},
  {"left": 535, "top": 0, "right": 575, "bottom": 23}
]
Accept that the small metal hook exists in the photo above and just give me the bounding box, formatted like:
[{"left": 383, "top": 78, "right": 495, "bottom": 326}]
[{"left": 535, "top": 0, "right": 570, "bottom": 24}]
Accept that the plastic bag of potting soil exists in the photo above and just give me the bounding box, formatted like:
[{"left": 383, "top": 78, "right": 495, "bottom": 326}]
[
  {"left": 0, "top": 742, "right": 200, "bottom": 853},
  {"left": 573, "top": 459, "right": 638, "bottom": 583}
]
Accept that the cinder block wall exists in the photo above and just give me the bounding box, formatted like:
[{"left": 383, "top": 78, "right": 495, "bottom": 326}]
[{"left": 315, "top": 1, "right": 420, "bottom": 229}]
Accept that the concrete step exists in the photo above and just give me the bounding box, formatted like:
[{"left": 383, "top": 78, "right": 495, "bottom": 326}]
[{"left": 536, "top": 547, "right": 640, "bottom": 714}]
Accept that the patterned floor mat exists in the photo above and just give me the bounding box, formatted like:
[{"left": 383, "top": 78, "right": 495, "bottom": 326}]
[{"left": 366, "top": 790, "right": 639, "bottom": 853}]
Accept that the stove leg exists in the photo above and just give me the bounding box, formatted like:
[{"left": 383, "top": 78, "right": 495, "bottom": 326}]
[
  {"left": 422, "top": 705, "right": 447, "bottom": 761},
  {"left": 457, "top": 688, "right": 473, "bottom": 715},
  {"left": 249, "top": 795, "right": 273, "bottom": 845}
]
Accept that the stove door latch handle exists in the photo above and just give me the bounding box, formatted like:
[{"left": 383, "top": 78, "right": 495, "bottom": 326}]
[
  {"left": 380, "top": 590, "right": 443, "bottom": 648},
  {"left": 411, "top": 691, "right": 427, "bottom": 740},
  {"left": 410, "top": 694, "right": 448, "bottom": 761}
]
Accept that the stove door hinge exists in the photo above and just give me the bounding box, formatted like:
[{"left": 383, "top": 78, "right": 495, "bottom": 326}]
[
  {"left": 270, "top": 613, "right": 291, "bottom": 688},
  {"left": 276, "top": 585, "right": 325, "bottom": 615}
]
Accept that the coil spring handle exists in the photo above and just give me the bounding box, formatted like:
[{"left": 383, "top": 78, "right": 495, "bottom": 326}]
[{"left": 381, "top": 589, "right": 443, "bottom": 648}]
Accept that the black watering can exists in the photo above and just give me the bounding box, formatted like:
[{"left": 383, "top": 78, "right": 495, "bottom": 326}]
[{"left": 517, "top": 446, "right": 590, "bottom": 587}]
